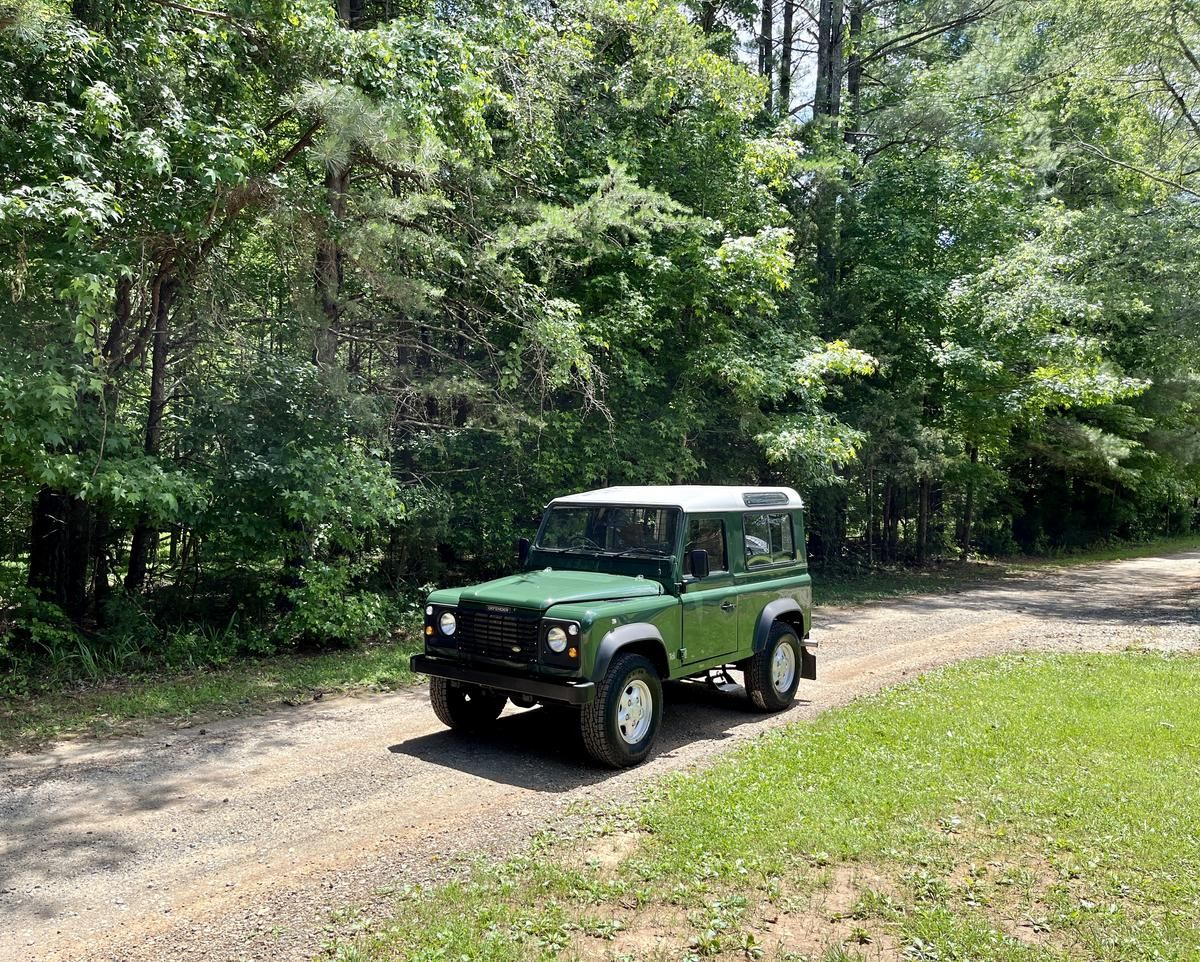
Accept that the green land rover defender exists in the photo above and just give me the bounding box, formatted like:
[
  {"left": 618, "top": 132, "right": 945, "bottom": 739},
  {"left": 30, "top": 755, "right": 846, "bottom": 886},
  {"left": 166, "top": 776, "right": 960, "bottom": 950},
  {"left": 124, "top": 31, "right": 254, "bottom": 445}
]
[{"left": 411, "top": 485, "right": 815, "bottom": 767}]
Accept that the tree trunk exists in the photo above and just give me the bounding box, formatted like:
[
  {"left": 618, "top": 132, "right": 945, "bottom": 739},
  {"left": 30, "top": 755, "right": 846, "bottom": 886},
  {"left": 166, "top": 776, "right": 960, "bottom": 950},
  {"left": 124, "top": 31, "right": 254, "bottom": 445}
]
[
  {"left": 313, "top": 164, "right": 349, "bottom": 367},
  {"left": 830, "top": 487, "right": 847, "bottom": 565},
  {"left": 812, "top": 0, "right": 844, "bottom": 328},
  {"left": 917, "top": 476, "right": 930, "bottom": 563},
  {"left": 880, "top": 476, "right": 893, "bottom": 563},
  {"left": 779, "top": 0, "right": 794, "bottom": 114},
  {"left": 698, "top": 0, "right": 718, "bottom": 32},
  {"left": 313, "top": 0, "right": 358, "bottom": 367},
  {"left": 759, "top": 0, "right": 774, "bottom": 112},
  {"left": 844, "top": 0, "right": 863, "bottom": 142},
  {"left": 960, "top": 445, "right": 978, "bottom": 559},
  {"left": 92, "top": 512, "right": 112, "bottom": 623},
  {"left": 126, "top": 274, "right": 178, "bottom": 593},
  {"left": 887, "top": 479, "right": 900, "bottom": 562},
  {"left": 814, "top": 0, "right": 843, "bottom": 121},
  {"left": 866, "top": 460, "right": 874, "bottom": 565},
  {"left": 813, "top": 181, "right": 841, "bottom": 332},
  {"left": 28, "top": 487, "right": 92, "bottom": 624},
  {"left": 931, "top": 482, "right": 945, "bottom": 553}
]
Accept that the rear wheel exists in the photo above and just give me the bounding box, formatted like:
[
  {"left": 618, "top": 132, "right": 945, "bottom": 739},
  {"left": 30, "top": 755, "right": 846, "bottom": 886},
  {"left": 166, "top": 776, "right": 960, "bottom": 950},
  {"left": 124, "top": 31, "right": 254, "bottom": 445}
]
[
  {"left": 429, "top": 677, "right": 507, "bottom": 731},
  {"left": 743, "top": 621, "right": 802, "bottom": 712},
  {"left": 581, "top": 653, "right": 663, "bottom": 768}
]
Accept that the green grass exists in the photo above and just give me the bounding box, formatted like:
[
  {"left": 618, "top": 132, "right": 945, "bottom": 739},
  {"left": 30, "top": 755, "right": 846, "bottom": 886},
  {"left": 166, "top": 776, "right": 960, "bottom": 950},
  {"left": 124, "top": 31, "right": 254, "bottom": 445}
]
[
  {"left": 326, "top": 653, "right": 1200, "bottom": 962},
  {"left": 0, "top": 639, "right": 418, "bottom": 754}
]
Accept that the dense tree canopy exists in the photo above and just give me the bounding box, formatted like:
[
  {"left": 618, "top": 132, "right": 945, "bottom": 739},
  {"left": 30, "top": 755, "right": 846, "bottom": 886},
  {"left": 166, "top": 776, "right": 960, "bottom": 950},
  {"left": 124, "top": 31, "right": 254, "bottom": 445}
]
[{"left": 1, "top": 0, "right": 1197, "bottom": 674}]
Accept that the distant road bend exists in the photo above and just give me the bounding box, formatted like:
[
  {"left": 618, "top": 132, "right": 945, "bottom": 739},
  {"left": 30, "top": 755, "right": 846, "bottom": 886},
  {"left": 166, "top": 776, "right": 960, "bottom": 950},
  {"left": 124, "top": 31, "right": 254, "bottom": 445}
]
[{"left": 1, "top": 550, "right": 1197, "bottom": 962}]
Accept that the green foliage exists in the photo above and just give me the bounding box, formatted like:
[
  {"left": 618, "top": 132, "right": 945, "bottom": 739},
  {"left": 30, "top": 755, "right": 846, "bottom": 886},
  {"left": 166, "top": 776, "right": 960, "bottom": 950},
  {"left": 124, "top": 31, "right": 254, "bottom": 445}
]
[
  {"left": 0, "top": 584, "right": 81, "bottom": 672},
  {"left": 0, "top": 0, "right": 1197, "bottom": 679},
  {"left": 274, "top": 562, "right": 397, "bottom": 648}
]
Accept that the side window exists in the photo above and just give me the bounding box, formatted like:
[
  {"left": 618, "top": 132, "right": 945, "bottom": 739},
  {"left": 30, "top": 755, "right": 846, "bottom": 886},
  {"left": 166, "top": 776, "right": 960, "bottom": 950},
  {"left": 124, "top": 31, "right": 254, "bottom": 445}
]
[
  {"left": 684, "top": 517, "right": 728, "bottom": 574},
  {"left": 743, "top": 513, "right": 796, "bottom": 567}
]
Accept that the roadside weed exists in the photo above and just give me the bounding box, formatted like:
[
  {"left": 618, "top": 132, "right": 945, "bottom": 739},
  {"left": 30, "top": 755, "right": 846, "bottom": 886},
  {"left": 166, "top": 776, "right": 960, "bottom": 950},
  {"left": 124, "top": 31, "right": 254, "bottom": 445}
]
[{"left": 0, "top": 639, "right": 419, "bottom": 752}]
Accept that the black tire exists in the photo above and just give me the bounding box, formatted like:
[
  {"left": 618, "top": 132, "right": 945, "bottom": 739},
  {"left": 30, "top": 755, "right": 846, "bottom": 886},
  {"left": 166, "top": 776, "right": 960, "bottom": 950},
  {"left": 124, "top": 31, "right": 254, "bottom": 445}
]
[
  {"left": 581, "top": 652, "right": 663, "bottom": 768},
  {"left": 743, "top": 621, "right": 802, "bottom": 712},
  {"left": 429, "top": 677, "right": 507, "bottom": 731}
]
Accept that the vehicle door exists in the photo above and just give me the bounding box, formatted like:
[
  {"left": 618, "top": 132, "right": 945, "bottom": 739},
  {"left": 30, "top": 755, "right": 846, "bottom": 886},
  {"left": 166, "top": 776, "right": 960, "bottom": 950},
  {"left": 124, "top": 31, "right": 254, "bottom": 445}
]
[{"left": 680, "top": 514, "right": 739, "bottom": 665}]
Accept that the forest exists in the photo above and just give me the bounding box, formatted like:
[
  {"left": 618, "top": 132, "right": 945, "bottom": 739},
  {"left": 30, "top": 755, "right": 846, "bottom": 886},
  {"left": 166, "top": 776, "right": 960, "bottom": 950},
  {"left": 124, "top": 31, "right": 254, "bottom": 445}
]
[{"left": 1, "top": 0, "right": 1198, "bottom": 677}]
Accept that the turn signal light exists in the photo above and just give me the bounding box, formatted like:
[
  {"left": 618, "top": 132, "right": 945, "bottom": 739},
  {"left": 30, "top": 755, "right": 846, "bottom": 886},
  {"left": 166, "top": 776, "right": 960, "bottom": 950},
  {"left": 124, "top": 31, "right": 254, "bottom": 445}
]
[
  {"left": 425, "top": 626, "right": 433, "bottom": 636},
  {"left": 568, "top": 647, "right": 577, "bottom": 658}
]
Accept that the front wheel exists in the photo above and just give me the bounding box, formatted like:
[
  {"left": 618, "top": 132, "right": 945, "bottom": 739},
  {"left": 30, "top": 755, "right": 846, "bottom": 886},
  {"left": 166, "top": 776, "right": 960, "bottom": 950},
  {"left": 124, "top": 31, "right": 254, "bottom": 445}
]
[
  {"left": 581, "top": 653, "right": 663, "bottom": 768},
  {"left": 743, "top": 622, "right": 802, "bottom": 712},
  {"left": 429, "top": 677, "right": 507, "bottom": 731}
]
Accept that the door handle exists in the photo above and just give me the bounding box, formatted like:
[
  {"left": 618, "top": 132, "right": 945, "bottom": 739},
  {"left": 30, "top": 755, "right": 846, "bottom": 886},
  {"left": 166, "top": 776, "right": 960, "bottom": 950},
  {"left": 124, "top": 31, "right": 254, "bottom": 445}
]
[{"left": 720, "top": 600, "right": 736, "bottom": 612}]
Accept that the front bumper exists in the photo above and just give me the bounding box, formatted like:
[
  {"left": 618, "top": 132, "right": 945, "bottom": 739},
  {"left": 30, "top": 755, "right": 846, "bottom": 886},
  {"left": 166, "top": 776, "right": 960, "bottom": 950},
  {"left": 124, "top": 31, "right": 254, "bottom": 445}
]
[{"left": 411, "top": 653, "right": 596, "bottom": 705}]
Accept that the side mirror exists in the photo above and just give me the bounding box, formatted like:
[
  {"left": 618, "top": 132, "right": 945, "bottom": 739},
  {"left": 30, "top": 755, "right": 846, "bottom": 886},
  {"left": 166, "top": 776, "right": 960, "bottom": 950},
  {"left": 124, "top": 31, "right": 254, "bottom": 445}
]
[
  {"left": 517, "top": 537, "right": 531, "bottom": 566},
  {"left": 688, "top": 548, "right": 710, "bottom": 580}
]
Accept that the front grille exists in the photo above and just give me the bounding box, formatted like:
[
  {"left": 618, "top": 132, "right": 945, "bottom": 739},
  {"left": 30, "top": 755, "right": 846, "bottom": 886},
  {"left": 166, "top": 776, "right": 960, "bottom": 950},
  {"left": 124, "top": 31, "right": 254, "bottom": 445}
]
[{"left": 457, "top": 606, "right": 540, "bottom": 664}]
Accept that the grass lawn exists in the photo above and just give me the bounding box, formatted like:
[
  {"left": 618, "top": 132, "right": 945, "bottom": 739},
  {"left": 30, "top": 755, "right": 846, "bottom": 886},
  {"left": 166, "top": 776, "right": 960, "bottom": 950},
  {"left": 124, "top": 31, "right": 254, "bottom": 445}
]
[
  {"left": 0, "top": 640, "right": 418, "bottom": 754},
  {"left": 326, "top": 653, "right": 1200, "bottom": 962}
]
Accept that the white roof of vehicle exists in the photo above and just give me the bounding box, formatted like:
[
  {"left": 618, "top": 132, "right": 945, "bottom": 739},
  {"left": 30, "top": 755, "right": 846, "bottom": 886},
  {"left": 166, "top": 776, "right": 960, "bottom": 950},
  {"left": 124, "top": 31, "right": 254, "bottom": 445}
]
[{"left": 549, "top": 485, "right": 804, "bottom": 513}]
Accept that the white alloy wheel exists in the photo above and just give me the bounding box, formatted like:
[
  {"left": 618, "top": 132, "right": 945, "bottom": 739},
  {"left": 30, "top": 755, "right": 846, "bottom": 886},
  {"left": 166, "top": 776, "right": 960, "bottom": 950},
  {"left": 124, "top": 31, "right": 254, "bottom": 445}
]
[
  {"left": 771, "top": 639, "right": 797, "bottom": 693},
  {"left": 617, "top": 678, "right": 653, "bottom": 744}
]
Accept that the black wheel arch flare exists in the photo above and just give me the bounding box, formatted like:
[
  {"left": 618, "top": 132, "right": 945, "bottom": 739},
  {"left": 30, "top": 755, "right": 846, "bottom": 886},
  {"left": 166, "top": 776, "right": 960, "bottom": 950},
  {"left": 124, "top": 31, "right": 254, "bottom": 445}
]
[
  {"left": 593, "top": 623, "right": 670, "bottom": 679},
  {"left": 753, "top": 598, "right": 816, "bottom": 681}
]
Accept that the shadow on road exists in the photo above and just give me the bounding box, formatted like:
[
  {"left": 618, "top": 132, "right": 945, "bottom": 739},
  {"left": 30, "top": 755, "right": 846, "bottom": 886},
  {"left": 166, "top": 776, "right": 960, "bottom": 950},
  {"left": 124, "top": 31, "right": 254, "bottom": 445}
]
[
  {"left": 389, "top": 679, "right": 809, "bottom": 791},
  {"left": 818, "top": 552, "right": 1200, "bottom": 633},
  {"left": 0, "top": 727, "right": 303, "bottom": 921}
]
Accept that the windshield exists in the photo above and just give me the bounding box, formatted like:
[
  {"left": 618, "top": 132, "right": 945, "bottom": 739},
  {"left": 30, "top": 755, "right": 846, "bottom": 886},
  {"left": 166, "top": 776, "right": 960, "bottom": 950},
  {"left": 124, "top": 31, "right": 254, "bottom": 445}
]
[{"left": 535, "top": 505, "right": 681, "bottom": 557}]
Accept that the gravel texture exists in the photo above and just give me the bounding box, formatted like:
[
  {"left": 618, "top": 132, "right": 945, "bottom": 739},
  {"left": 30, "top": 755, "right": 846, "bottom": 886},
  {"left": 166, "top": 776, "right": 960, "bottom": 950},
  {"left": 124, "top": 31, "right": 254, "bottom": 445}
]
[{"left": 1, "top": 550, "right": 1197, "bottom": 962}]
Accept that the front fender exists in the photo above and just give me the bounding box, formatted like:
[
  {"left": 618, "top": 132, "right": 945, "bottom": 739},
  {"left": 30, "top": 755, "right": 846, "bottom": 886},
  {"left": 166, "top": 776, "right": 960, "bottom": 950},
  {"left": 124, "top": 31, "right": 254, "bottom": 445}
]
[{"left": 593, "top": 623, "right": 669, "bottom": 679}]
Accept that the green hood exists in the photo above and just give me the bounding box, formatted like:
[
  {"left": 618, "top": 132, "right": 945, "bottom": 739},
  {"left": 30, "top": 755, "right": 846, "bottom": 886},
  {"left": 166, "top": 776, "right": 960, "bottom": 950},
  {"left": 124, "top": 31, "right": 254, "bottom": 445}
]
[{"left": 457, "top": 568, "right": 663, "bottom": 611}]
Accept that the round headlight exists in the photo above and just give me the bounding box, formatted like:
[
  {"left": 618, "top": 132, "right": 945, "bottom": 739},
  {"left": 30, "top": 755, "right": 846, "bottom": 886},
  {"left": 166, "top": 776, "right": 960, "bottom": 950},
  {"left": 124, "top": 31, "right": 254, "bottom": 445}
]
[
  {"left": 439, "top": 611, "right": 457, "bottom": 636},
  {"left": 546, "top": 626, "right": 568, "bottom": 653}
]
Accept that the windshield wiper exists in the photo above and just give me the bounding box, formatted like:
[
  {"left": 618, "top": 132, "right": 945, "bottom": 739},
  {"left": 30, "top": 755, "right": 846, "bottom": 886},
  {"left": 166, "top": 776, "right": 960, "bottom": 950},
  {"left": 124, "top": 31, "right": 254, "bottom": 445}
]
[{"left": 535, "top": 545, "right": 668, "bottom": 558}]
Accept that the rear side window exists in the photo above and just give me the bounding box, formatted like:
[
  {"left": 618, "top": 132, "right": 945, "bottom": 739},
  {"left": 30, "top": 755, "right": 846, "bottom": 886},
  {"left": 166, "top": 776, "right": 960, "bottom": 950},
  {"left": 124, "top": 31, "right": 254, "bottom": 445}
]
[
  {"left": 743, "top": 513, "right": 795, "bottom": 567},
  {"left": 684, "top": 517, "right": 728, "bottom": 573}
]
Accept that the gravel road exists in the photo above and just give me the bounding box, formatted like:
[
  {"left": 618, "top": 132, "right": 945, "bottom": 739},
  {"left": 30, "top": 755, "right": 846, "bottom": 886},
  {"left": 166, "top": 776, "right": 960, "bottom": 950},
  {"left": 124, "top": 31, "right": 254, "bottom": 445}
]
[{"left": 2, "top": 550, "right": 1197, "bottom": 962}]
